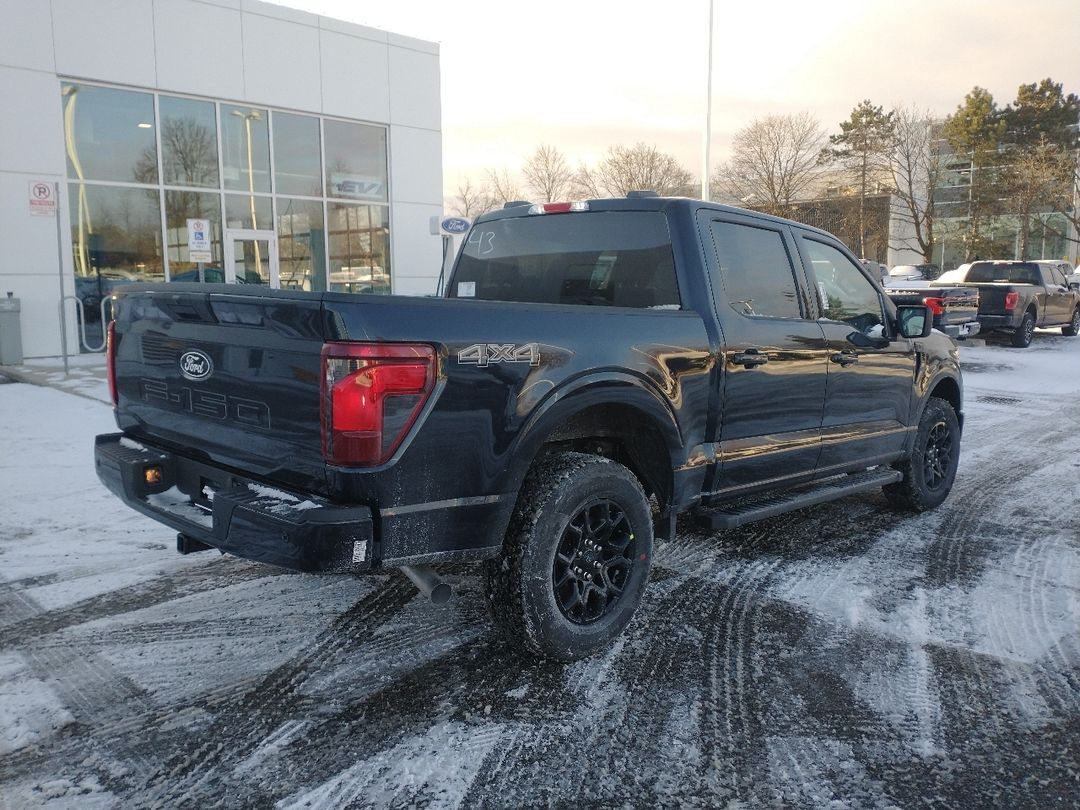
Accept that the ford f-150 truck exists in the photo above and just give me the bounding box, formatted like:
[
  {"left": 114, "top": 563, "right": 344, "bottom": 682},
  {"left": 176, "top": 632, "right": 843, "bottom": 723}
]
[
  {"left": 95, "top": 196, "right": 963, "bottom": 661},
  {"left": 951, "top": 260, "right": 1080, "bottom": 346}
]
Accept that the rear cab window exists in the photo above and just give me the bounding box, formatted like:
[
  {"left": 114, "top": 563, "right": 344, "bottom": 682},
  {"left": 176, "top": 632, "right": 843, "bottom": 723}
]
[
  {"left": 449, "top": 212, "right": 680, "bottom": 309},
  {"left": 966, "top": 262, "right": 1041, "bottom": 284}
]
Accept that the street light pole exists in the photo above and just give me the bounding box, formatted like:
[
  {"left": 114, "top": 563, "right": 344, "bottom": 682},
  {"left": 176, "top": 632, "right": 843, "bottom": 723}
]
[
  {"left": 701, "top": 0, "right": 714, "bottom": 201},
  {"left": 232, "top": 110, "right": 263, "bottom": 281}
]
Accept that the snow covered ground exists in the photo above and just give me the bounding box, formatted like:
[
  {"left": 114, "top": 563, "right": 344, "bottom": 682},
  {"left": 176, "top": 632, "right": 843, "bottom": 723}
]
[{"left": 1, "top": 332, "right": 1078, "bottom": 808}]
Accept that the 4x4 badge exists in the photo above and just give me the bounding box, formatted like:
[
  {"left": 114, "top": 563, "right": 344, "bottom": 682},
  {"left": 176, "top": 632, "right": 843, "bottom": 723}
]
[{"left": 179, "top": 349, "right": 213, "bottom": 381}]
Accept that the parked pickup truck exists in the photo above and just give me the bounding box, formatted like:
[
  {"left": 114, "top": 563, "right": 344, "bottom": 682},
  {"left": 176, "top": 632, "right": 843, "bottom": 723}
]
[
  {"left": 95, "top": 197, "right": 964, "bottom": 661},
  {"left": 883, "top": 280, "right": 980, "bottom": 341},
  {"left": 950, "top": 260, "right": 1080, "bottom": 347}
]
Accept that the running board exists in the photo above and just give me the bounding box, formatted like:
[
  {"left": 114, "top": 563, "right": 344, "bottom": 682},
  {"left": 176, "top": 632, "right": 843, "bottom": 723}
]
[{"left": 693, "top": 468, "right": 903, "bottom": 531}]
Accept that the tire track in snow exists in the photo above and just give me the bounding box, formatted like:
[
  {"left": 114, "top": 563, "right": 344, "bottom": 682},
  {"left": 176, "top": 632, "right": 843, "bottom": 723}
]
[
  {"left": 132, "top": 576, "right": 415, "bottom": 808},
  {"left": 0, "top": 559, "right": 280, "bottom": 647}
]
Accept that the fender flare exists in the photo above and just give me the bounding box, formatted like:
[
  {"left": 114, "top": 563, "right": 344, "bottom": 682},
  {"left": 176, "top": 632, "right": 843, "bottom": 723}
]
[{"left": 505, "top": 371, "right": 685, "bottom": 498}]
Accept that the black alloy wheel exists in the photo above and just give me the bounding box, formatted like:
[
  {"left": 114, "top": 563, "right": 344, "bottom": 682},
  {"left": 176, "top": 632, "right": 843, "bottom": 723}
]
[
  {"left": 552, "top": 499, "right": 636, "bottom": 624},
  {"left": 922, "top": 419, "right": 954, "bottom": 491},
  {"left": 1012, "top": 312, "right": 1035, "bottom": 347},
  {"left": 1064, "top": 308, "right": 1080, "bottom": 337}
]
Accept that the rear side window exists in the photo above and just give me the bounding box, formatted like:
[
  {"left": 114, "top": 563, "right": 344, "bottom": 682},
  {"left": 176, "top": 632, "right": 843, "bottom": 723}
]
[
  {"left": 708, "top": 221, "right": 802, "bottom": 318},
  {"left": 449, "top": 212, "right": 680, "bottom": 308},
  {"left": 967, "top": 262, "right": 1040, "bottom": 284}
]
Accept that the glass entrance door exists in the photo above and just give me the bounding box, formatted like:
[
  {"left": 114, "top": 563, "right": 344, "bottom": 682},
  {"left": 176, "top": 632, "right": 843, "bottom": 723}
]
[{"left": 224, "top": 229, "right": 279, "bottom": 286}]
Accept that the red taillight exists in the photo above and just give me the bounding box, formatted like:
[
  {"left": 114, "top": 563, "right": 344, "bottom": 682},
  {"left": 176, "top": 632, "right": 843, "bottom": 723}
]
[
  {"left": 1004, "top": 291, "right": 1019, "bottom": 311},
  {"left": 528, "top": 201, "right": 590, "bottom": 214},
  {"left": 320, "top": 343, "right": 437, "bottom": 467},
  {"left": 106, "top": 320, "right": 118, "bottom": 408},
  {"left": 922, "top": 296, "right": 944, "bottom": 316}
]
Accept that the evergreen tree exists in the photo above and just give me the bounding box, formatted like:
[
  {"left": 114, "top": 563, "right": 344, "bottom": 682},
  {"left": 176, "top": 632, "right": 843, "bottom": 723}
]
[
  {"left": 824, "top": 101, "right": 896, "bottom": 256},
  {"left": 942, "top": 87, "right": 1007, "bottom": 260}
]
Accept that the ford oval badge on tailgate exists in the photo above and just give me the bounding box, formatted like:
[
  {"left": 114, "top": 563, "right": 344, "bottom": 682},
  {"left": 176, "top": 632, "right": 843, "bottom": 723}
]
[{"left": 179, "top": 349, "right": 213, "bottom": 381}]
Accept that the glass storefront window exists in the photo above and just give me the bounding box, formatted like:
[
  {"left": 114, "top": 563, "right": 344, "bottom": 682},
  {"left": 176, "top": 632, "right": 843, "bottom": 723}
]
[
  {"left": 324, "top": 120, "right": 388, "bottom": 203},
  {"left": 160, "top": 96, "right": 219, "bottom": 189},
  {"left": 61, "top": 82, "right": 393, "bottom": 300},
  {"left": 69, "top": 184, "right": 163, "bottom": 292},
  {"left": 62, "top": 83, "right": 157, "bottom": 184},
  {"left": 328, "top": 203, "right": 390, "bottom": 294},
  {"left": 221, "top": 105, "right": 270, "bottom": 193},
  {"left": 277, "top": 197, "right": 326, "bottom": 291},
  {"left": 165, "top": 191, "right": 223, "bottom": 282},
  {"left": 225, "top": 193, "right": 273, "bottom": 231},
  {"left": 273, "top": 112, "right": 322, "bottom": 197}
]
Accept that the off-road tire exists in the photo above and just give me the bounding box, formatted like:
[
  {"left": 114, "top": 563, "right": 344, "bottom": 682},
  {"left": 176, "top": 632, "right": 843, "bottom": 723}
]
[
  {"left": 1011, "top": 311, "right": 1036, "bottom": 347},
  {"left": 484, "top": 452, "right": 653, "bottom": 662},
  {"left": 1063, "top": 307, "right": 1080, "bottom": 337},
  {"left": 884, "top": 397, "right": 960, "bottom": 512}
]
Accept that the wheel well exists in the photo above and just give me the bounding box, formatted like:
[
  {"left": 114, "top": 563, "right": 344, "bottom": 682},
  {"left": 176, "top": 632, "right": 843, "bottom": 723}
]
[
  {"left": 1026, "top": 304, "right": 1037, "bottom": 317},
  {"left": 929, "top": 376, "right": 960, "bottom": 415},
  {"left": 539, "top": 404, "right": 673, "bottom": 511}
]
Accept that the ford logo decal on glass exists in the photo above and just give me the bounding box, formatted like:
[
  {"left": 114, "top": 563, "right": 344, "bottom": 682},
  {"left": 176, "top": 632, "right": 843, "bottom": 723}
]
[
  {"left": 440, "top": 217, "right": 471, "bottom": 235},
  {"left": 179, "top": 350, "right": 213, "bottom": 381}
]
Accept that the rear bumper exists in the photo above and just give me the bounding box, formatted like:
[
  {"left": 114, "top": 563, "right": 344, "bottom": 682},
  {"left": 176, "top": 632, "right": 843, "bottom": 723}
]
[
  {"left": 940, "top": 320, "right": 980, "bottom": 339},
  {"left": 977, "top": 313, "right": 1021, "bottom": 331},
  {"left": 94, "top": 433, "right": 373, "bottom": 573}
]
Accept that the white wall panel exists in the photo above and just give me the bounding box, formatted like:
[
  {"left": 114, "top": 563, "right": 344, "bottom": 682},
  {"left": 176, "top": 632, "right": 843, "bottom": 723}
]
[
  {"left": 51, "top": 0, "right": 157, "bottom": 87},
  {"left": 388, "top": 46, "right": 440, "bottom": 131},
  {"left": 0, "top": 0, "right": 56, "bottom": 72},
  {"left": 389, "top": 126, "right": 442, "bottom": 205},
  {"left": 320, "top": 30, "right": 390, "bottom": 123},
  {"left": 0, "top": 67, "right": 66, "bottom": 175},
  {"left": 390, "top": 202, "right": 443, "bottom": 289},
  {"left": 241, "top": 12, "right": 320, "bottom": 112},
  {"left": 154, "top": 0, "right": 244, "bottom": 100}
]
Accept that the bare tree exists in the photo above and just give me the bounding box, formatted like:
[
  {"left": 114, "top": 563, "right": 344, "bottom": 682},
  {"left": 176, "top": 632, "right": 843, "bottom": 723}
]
[
  {"left": 522, "top": 145, "right": 573, "bottom": 202},
  {"left": 1002, "top": 137, "right": 1074, "bottom": 258},
  {"left": 571, "top": 162, "right": 603, "bottom": 200},
  {"left": 484, "top": 168, "right": 525, "bottom": 208},
  {"left": 713, "top": 112, "right": 826, "bottom": 216},
  {"left": 449, "top": 176, "right": 496, "bottom": 218},
  {"left": 576, "top": 143, "right": 694, "bottom": 198},
  {"left": 888, "top": 106, "right": 942, "bottom": 263}
]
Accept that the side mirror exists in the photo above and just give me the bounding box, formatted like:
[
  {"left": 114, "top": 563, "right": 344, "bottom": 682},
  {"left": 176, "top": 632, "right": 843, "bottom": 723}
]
[{"left": 896, "top": 304, "right": 933, "bottom": 339}]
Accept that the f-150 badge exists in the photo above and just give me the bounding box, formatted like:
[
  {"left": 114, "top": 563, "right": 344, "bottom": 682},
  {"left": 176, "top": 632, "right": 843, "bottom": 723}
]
[{"left": 458, "top": 343, "right": 541, "bottom": 367}]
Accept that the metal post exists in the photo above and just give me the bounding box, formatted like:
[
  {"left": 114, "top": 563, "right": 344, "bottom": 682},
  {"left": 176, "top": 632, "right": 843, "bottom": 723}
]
[
  {"left": 701, "top": 0, "right": 714, "bottom": 201},
  {"left": 54, "top": 182, "right": 69, "bottom": 374}
]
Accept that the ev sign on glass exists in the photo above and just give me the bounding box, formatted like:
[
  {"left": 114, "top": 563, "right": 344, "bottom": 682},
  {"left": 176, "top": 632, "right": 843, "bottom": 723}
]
[{"left": 187, "top": 219, "right": 212, "bottom": 263}]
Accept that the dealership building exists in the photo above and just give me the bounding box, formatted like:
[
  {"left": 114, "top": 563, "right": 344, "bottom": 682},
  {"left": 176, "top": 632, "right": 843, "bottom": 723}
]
[{"left": 0, "top": 0, "right": 443, "bottom": 358}]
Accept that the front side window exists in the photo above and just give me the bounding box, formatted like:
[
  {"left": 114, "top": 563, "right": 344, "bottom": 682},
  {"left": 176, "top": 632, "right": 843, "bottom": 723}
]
[
  {"left": 804, "top": 239, "right": 884, "bottom": 334},
  {"left": 450, "top": 212, "right": 679, "bottom": 309},
  {"left": 708, "top": 221, "right": 801, "bottom": 318}
]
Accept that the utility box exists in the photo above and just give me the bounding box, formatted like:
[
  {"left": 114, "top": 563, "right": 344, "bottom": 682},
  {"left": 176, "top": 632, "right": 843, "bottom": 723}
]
[{"left": 0, "top": 293, "right": 24, "bottom": 365}]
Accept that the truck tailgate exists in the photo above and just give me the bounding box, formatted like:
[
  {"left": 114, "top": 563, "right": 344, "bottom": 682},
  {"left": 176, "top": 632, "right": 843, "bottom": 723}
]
[{"left": 112, "top": 286, "right": 327, "bottom": 492}]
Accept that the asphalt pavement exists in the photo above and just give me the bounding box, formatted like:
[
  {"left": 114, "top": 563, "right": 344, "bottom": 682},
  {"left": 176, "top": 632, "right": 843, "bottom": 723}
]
[{"left": 1, "top": 334, "right": 1078, "bottom": 809}]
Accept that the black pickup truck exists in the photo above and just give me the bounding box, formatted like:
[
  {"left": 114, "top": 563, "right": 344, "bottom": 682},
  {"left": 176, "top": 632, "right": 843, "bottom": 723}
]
[
  {"left": 954, "top": 260, "right": 1080, "bottom": 346},
  {"left": 95, "top": 197, "right": 963, "bottom": 661},
  {"left": 883, "top": 280, "right": 980, "bottom": 341}
]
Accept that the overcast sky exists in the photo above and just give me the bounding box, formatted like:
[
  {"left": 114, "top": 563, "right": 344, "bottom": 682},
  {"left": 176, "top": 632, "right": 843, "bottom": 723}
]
[{"left": 289, "top": 0, "right": 1079, "bottom": 199}]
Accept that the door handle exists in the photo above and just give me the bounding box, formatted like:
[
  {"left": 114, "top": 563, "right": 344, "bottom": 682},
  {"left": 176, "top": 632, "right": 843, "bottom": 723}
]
[
  {"left": 830, "top": 351, "right": 859, "bottom": 366},
  {"left": 731, "top": 349, "right": 769, "bottom": 368}
]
